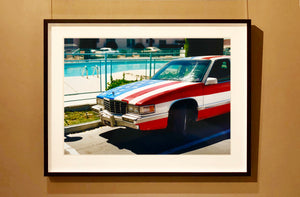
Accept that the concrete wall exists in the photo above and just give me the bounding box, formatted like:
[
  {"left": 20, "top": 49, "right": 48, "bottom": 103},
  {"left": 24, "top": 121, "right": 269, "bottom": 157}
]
[{"left": 0, "top": 0, "right": 299, "bottom": 196}]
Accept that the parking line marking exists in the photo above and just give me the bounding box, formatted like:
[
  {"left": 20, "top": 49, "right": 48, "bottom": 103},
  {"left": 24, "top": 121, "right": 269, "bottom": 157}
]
[
  {"left": 160, "top": 129, "right": 230, "bottom": 154},
  {"left": 64, "top": 143, "right": 80, "bottom": 155}
]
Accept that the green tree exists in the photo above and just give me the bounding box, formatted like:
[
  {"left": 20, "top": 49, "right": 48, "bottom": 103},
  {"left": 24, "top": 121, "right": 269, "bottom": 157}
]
[{"left": 184, "top": 38, "right": 190, "bottom": 57}]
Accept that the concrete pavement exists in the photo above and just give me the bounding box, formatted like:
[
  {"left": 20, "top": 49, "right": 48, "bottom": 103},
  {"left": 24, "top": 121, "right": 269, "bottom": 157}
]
[{"left": 64, "top": 70, "right": 146, "bottom": 107}]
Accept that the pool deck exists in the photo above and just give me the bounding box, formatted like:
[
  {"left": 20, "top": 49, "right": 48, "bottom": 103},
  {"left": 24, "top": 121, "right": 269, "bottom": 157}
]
[{"left": 64, "top": 70, "right": 147, "bottom": 107}]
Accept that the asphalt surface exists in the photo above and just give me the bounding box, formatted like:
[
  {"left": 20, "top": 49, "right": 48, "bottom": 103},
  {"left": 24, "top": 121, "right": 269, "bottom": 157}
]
[{"left": 64, "top": 113, "right": 230, "bottom": 155}]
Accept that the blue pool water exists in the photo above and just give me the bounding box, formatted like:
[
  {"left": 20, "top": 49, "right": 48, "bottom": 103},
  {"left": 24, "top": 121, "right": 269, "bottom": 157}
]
[{"left": 64, "top": 59, "right": 170, "bottom": 77}]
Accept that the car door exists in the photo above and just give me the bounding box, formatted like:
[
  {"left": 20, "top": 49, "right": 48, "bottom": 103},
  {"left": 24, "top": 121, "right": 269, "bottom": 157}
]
[{"left": 201, "top": 59, "right": 231, "bottom": 119}]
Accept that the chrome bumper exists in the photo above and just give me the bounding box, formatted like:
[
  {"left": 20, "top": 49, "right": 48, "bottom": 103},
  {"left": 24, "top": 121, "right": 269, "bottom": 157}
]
[
  {"left": 92, "top": 105, "right": 168, "bottom": 130},
  {"left": 92, "top": 105, "right": 140, "bottom": 130}
]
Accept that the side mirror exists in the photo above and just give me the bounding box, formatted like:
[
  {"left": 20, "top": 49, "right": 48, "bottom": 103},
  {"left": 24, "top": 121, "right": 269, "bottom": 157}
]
[{"left": 205, "top": 77, "right": 218, "bottom": 85}]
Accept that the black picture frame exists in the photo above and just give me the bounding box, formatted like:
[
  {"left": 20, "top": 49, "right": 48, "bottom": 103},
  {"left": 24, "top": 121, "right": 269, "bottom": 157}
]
[{"left": 44, "top": 19, "right": 251, "bottom": 176}]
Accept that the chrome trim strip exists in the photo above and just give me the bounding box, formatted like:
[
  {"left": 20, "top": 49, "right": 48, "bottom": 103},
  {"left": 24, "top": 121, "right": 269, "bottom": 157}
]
[
  {"left": 199, "top": 100, "right": 230, "bottom": 110},
  {"left": 135, "top": 112, "right": 168, "bottom": 124}
]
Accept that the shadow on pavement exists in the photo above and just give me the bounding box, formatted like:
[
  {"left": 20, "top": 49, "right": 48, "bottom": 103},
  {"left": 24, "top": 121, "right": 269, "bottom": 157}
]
[
  {"left": 100, "top": 113, "right": 230, "bottom": 154},
  {"left": 64, "top": 135, "right": 82, "bottom": 142}
]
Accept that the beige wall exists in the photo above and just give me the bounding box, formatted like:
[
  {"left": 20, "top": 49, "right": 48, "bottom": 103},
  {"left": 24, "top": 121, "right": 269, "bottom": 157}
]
[{"left": 0, "top": 0, "right": 299, "bottom": 196}]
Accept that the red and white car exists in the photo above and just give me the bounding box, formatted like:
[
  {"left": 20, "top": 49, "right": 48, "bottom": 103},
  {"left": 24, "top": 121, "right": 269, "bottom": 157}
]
[{"left": 93, "top": 56, "right": 230, "bottom": 134}]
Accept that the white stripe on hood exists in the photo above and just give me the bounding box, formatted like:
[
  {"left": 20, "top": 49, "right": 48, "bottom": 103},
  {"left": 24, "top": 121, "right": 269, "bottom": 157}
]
[
  {"left": 114, "top": 80, "right": 173, "bottom": 101},
  {"left": 129, "top": 82, "right": 194, "bottom": 105}
]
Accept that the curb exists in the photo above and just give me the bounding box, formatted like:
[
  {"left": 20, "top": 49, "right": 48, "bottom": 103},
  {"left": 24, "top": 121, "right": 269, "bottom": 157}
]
[
  {"left": 64, "top": 120, "right": 104, "bottom": 134},
  {"left": 64, "top": 104, "right": 93, "bottom": 112}
]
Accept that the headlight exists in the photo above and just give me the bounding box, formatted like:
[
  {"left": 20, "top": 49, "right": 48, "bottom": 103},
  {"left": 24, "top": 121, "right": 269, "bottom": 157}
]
[
  {"left": 128, "top": 104, "right": 155, "bottom": 114},
  {"left": 128, "top": 104, "right": 139, "bottom": 114},
  {"left": 97, "top": 98, "right": 104, "bottom": 106}
]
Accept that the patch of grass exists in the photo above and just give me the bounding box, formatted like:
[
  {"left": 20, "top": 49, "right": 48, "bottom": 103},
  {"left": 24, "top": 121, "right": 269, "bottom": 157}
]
[
  {"left": 64, "top": 110, "right": 100, "bottom": 126},
  {"left": 106, "top": 78, "right": 138, "bottom": 90},
  {"left": 106, "top": 72, "right": 139, "bottom": 90}
]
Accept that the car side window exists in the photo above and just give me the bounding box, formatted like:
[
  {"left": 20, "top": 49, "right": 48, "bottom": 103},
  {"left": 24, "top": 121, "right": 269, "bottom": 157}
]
[{"left": 208, "top": 59, "right": 230, "bottom": 83}]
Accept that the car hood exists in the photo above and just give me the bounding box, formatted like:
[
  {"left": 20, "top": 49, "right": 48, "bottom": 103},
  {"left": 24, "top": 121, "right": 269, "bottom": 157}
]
[{"left": 97, "top": 79, "right": 202, "bottom": 106}]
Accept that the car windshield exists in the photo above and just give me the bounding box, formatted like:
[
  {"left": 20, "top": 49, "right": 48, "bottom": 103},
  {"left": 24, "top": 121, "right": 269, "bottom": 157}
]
[{"left": 151, "top": 60, "right": 211, "bottom": 82}]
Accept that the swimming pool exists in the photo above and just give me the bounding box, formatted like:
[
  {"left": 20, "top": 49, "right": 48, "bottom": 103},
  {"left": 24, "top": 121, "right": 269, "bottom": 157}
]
[{"left": 64, "top": 59, "right": 172, "bottom": 77}]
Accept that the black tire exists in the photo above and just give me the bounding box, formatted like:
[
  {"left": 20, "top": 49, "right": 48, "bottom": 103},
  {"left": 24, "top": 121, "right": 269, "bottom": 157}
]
[{"left": 168, "top": 103, "right": 195, "bottom": 136}]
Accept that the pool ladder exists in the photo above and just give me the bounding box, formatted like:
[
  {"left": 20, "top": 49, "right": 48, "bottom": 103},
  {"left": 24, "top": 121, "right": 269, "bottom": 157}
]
[
  {"left": 81, "top": 66, "right": 88, "bottom": 79},
  {"left": 92, "top": 65, "right": 100, "bottom": 78},
  {"left": 81, "top": 66, "right": 100, "bottom": 79}
]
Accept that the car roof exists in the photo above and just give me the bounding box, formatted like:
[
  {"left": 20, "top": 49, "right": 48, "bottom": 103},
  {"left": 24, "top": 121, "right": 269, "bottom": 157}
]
[{"left": 177, "top": 55, "right": 230, "bottom": 61}]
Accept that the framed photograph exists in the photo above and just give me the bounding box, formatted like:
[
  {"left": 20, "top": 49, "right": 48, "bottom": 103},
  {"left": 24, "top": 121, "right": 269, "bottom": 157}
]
[{"left": 44, "top": 19, "right": 251, "bottom": 175}]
